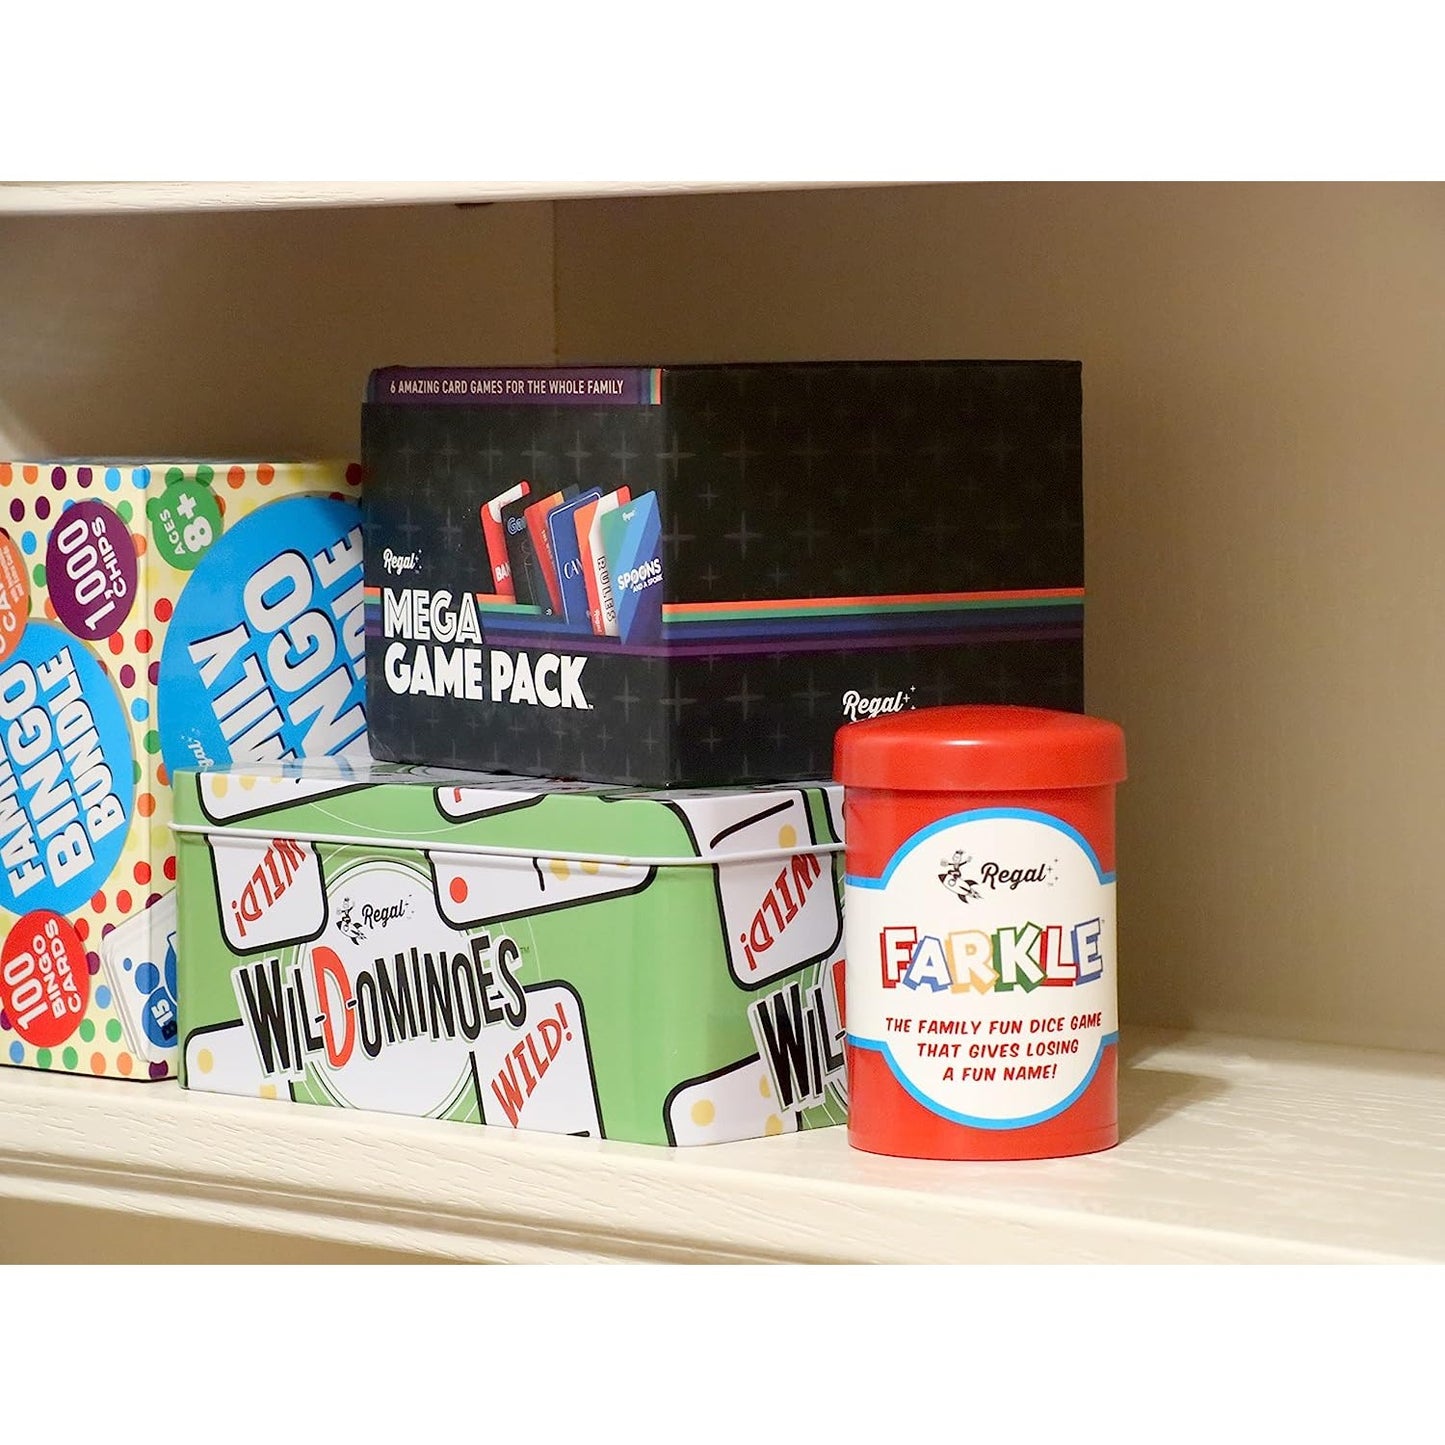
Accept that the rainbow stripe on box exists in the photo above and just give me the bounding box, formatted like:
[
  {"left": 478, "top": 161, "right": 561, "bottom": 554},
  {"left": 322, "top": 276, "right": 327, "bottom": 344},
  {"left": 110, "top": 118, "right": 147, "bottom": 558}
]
[{"left": 364, "top": 586, "right": 1083, "bottom": 658}]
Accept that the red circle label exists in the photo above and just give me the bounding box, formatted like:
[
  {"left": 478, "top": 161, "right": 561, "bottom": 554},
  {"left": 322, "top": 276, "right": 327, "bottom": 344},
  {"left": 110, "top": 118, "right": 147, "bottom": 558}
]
[{"left": 1, "top": 911, "right": 89, "bottom": 1048}]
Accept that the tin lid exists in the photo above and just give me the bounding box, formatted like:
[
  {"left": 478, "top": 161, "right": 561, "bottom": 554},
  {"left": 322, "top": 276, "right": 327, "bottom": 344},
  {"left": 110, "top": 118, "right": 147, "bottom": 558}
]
[
  {"left": 170, "top": 758, "right": 843, "bottom": 867},
  {"left": 834, "top": 705, "right": 1127, "bottom": 793}
]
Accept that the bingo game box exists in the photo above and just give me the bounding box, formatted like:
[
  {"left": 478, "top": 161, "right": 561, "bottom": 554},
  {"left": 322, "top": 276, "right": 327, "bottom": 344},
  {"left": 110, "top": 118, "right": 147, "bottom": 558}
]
[
  {"left": 173, "top": 758, "right": 847, "bottom": 1145},
  {"left": 362, "top": 361, "right": 1085, "bottom": 789},
  {"left": 0, "top": 460, "right": 368, "bottom": 1080}
]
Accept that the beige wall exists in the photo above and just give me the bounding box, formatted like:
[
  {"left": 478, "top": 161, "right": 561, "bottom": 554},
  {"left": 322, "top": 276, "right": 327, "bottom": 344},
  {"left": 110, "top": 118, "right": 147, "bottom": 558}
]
[
  {"left": 555, "top": 184, "right": 1445, "bottom": 1052},
  {"left": 0, "top": 201, "right": 556, "bottom": 457},
  {"left": 2, "top": 184, "right": 1443, "bottom": 1054}
]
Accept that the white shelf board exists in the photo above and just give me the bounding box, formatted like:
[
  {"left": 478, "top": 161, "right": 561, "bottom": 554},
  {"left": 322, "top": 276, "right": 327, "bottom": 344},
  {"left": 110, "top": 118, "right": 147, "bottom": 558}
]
[
  {"left": 2, "top": 1028, "right": 1442, "bottom": 1263},
  {"left": 0, "top": 182, "right": 849, "bottom": 215}
]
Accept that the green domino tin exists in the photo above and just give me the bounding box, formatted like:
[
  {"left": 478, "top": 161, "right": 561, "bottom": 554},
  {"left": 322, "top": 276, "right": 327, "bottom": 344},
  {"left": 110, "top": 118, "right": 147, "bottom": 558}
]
[{"left": 173, "top": 758, "right": 847, "bottom": 1146}]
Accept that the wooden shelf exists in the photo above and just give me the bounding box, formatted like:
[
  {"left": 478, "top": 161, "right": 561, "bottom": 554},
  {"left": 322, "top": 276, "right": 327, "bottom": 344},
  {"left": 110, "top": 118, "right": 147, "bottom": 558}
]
[
  {"left": 2, "top": 1029, "right": 1441, "bottom": 1263},
  {"left": 0, "top": 182, "right": 847, "bottom": 215}
]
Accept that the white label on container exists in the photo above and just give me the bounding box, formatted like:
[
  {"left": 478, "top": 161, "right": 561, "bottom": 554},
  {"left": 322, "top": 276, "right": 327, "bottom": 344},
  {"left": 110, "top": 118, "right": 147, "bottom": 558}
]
[{"left": 845, "top": 809, "right": 1117, "bottom": 1128}]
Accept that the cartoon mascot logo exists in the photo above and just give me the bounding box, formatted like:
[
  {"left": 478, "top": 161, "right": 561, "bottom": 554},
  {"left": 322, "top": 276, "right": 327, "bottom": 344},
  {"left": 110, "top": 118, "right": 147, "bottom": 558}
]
[{"left": 938, "top": 850, "right": 982, "bottom": 904}]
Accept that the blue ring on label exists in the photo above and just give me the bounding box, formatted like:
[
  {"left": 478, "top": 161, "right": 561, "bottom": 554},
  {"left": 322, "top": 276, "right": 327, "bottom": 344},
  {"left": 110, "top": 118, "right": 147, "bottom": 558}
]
[
  {"left": 846, "top": 807, "right": 1116, "bottom": 890},
  {"left": 848, "top": 1030, "right": 1119, "bottom": 1129},
  {"left": 157, "top": 495, "right": 365, "bottom": 778},
  {"left": 0, "top": 621, "right": 135, "bottom": 915}
]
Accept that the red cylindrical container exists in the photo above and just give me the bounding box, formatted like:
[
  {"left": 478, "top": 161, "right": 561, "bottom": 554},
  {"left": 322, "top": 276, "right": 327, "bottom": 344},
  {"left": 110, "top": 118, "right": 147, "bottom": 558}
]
[{"left": 835, "top": 705, "right": 1127, "bottom": 1160}]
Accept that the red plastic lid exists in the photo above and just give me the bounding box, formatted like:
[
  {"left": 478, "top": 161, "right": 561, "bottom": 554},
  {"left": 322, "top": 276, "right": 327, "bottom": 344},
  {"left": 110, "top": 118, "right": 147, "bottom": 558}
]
[{"left": 834, "top": 705, "right": 1127, "bottom": 793}]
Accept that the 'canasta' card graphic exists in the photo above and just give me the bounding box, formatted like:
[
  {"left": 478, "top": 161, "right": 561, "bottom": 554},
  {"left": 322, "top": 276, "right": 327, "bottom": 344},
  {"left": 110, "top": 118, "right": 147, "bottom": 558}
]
[
  {"left": 544, "top": 488, "right": 603, "bottom": 629},
  {"left": 524, "top": 486, "right": 579, "bottom": 616}
]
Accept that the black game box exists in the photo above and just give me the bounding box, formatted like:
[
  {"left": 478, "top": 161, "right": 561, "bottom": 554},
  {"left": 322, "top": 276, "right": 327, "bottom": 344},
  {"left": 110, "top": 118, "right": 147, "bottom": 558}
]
[{"left": 361, "top": 362, "right": 1084, "bottom": 787}]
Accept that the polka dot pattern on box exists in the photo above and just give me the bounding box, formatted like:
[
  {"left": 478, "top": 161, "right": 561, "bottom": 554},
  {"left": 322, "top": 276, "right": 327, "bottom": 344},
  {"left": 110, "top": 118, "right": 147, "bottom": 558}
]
[{"left": 0, "top": 460, "right": 363, "bottom": 1078}]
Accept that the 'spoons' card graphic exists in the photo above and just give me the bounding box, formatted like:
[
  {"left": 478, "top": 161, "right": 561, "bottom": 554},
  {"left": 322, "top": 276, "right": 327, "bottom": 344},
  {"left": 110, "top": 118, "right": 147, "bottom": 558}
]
[
  {"left": 664, "top": 1053, "right": 798, "bottom": 1146},
  {"left": 524, "top": 486, "right": 579, "bottom": 616},
  {"left": 471, "top": 981, "right": 602, "bottom": 1136},
  {"left": 544, "top": 488, "right": 603, "bottom": 629},
  {"left": 576, "top": 487, "right": 631, "bottom": 636},
  {"left": 668, "top": 791, "right": 843, "bottom": 989},
  {"left": 598, "top": 491, "right": 664, "bottom": 645},
  {"left": 196, "top": 767, "right": 369, "bottom": 824},
  {"left": 208, "top": 835, "right": 328, "bottom": 953},
  {"left": 100, "top": 891, "right": 180, "bottom": 1061},
  {"left": 480, "top": 480, "right": 530, "bottom": 597},
  {"left": 428, "top": 849, "right": 653, "bottom": 929},
  {"left": 186, "top": 1020, "right": 291, "bottom": 1099}
]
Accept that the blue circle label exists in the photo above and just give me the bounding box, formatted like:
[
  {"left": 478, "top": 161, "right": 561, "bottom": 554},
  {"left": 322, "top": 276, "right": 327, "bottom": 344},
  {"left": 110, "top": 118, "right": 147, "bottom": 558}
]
[
  {"left": 0, "top": 622, "right": 135, "bottom": 914},
  {"left": 158, "top": 496, "right": 367, "bottom": 778}
]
